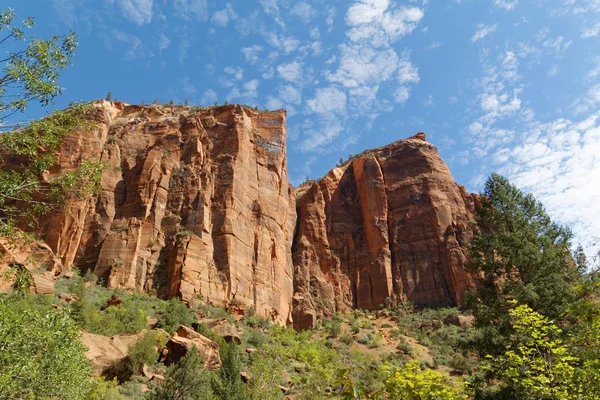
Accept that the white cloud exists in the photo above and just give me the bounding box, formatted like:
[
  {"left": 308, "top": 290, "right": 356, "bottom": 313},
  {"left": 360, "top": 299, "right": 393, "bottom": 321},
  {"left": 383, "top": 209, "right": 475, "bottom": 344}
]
[
  {"left": 211, "top": 4, "right": 236, "bottom": 27},
  {"left": 158, "top": 33, "right": 170, "bottom": 52},
  {"left": 173, "top": 0, "right": 208, "bottom": 21},
  {"left": 52, "top": 0, "right": 78, "bottom": 25},
  {"left": 279, "top": 85, "right": 302, "bottom": 105},
  {"left": 258, "top": 0, "right": 279, "bottom": 14},
  {"left": 346, "top": 1, "right": 424, "bottom": 46},
  {"left": 587, "top": 57, "right": 600, "bottom": 81},
  {"left": 326, "top": 44, "right": 400, "bottom": 88},
  {"left": 493, "top": 113, "right": 600, "bottom": 251},
  {"left": 181, "top": 76, "right": 197, "bottom": 96},
  {"left": 547, "top": 65, "right": 559, "bottom": 77},
  {"left": 224, "top": 66, "right": 244, "bottom": 81},
  {"left": 394, "top": 86, "right": 410, "bottom": 103},
  {"left": 290, "top": 2, "right": 316, "bottom": 23},
  {"left": 265, "top": 96, "right": 285, "bottom": 111},
  {"left": 241, "top": 45, "right": 263, "bottom": 64},
  {"left": 582, "top": 23, "right": 600, "bottom": 38},
  {"left": 307, "top": 87, "right": 347, "bottom": 114},
  {"left": 493, "top": 0, "right": 518, "bottom": 10},
  {"left": 472, "top": 23, "right": 497, "bottom": 43},
  {"left": 200, "top": 89, "right": 218, "bottom": 105},
  {"left": 277, "top": 61, "right": 303, "bottom": 82},
  {"left": 265, "top": 32, "right": 300, "bottom": 54},
  {"left": 110, "top": 30, "right": 150, "bottom": 60},
  {"left": 116, "top": 0, "right": 153, "bottom": 25},
  {"left": 542, "top": 36, "right": 572, "bottom": 54},
  {"left": 397, "top": 50, "right": 420, "bottom": 84}
]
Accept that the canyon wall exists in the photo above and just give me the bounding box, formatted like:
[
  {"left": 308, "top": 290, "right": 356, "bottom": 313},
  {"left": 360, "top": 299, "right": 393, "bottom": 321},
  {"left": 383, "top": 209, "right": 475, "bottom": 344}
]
[
  {"left": 1, "top": 103, "right": 478, "bottom": 328},
  {"left": 291, "top": 133, "right": 478, "bottom": 329},
  {"left": 37, "top": 102, "right": 296, "bottom": 325}
]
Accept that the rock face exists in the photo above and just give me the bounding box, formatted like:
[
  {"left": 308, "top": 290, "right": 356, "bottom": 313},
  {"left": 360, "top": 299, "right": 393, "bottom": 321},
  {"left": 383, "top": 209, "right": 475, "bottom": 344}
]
[
  {"left": 292, "top": 133, "right": 477, "bottom": 329},
  {"left": 2, "top": 102, "right": 478, "bottom": 330},
  {"left": 36, "top": 102, "right": 296, "bottom": 325}
]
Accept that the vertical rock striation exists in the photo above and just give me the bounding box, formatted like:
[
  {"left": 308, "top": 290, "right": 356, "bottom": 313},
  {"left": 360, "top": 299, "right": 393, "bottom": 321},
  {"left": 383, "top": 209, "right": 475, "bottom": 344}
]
[
  {"left": 292, "top": 133, "right": 477, "bottom": 329},
  {"left": 37, "top": 102, "right": 296, "bottom": 325},
  {"left": 3, "top": 102, "right": 477, "bottom": 329}
]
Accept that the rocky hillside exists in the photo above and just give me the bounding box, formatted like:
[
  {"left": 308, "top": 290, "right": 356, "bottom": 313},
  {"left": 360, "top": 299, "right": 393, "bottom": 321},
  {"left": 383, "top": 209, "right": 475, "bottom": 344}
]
[{"left": 1, "top": 101, "right": 477, "bottom": 329}]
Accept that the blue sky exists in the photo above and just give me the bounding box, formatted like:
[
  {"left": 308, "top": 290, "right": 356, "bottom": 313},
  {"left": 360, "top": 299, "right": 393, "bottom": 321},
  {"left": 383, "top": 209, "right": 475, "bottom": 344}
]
[{"left": 7, "top": 0, "right": 600, "bottom": 252}]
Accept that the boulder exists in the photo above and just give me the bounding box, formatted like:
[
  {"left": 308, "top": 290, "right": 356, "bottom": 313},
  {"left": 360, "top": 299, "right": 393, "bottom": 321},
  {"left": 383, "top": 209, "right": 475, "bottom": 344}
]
[
  {"left": 164, "top": 325, "right": 221, "bottom": 370},
  {"left": 81, "top": 331, "right": 145, "bottom": 376},
  {"left": 200, "top": 318, "right": 242, "bottom": 345}
]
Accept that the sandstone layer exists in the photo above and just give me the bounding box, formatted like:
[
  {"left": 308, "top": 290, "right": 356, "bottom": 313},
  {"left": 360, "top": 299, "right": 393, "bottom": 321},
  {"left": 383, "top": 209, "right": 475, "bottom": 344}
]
[
  {"left": 35, "top": 102, "right": 296, "bottom": 325},
  {"left": 292, "top": 133, "right": 477, "bottom": 329}
]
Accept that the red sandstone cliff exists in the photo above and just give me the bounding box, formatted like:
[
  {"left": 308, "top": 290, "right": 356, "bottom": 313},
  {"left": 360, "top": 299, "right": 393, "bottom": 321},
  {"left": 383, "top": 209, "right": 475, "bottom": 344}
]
[
  {"left": 35, "top": 101, "right": 296, "bottom": 325},
  {"left": 1, "top": 103, "right": 477, "bottom": 329},
  {"left": 291, "top": 133, "right": 478, "bottom": 329}
]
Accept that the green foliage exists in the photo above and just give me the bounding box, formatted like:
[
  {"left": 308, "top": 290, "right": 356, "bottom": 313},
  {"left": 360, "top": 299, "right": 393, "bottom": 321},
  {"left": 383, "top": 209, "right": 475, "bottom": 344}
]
[
  {"left": 0, "top": 294, "right": 92, "bottom": 399},
  {"left": 468, "top": 174, "right": 578, "bottom": 356},
  {"left": 155, "top": 297, "right": 194, "bottom": 334},
  {"left": 0, "top": 263, "right": 33, "bottom": 295},
  {"left": 380, "top": 360, "right": 471, "bottom": 400},
  {"left": 0, "top": 7, "right": 77, "bottom": 123},
  {"left": 212, "top": 341, "right": 247, "bottom": 400},
  {"left": 0, "top": 102, "right": 103, "bottom": 232},
  {"left": 484, "top": 302, "right": 583, "bottom": 400},
  {"left": 148, "top": 348, "right": 213, "bottom": 400},
  {"left": 87, "top": 378, "right": 127, "bottom": 400},
  {"left": 70, "top": 280, "right": 148, "bottom": 336},
  {"left": 127, "top": 330, "right": 168, "bottom": 373}
]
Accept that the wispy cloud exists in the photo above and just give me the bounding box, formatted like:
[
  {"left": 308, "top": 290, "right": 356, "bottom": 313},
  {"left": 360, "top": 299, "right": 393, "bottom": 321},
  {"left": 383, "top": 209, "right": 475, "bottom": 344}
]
[
  {"left": 173, "top": 0, "right": 208, "bottom": 21},
  {"left": 109, "top": 29, "right": 152, "bottom": 60},
  {"left": 472, "top": 24, "right": 497, "bottom": 43},
  {"left": 115, "top": 0, "right": 154, "bottom": 25},
  {"left": 211, "top": 4, "right": 237, "bottom": 27},
  {"left": 277, "top": 61, "right": 303, "bottom": 82},
  {"left": 493, "top": 0, "right": 519, "bottom": 10},
  {"left": 290, "top": 2, "right": 316, "bottom": 23}
]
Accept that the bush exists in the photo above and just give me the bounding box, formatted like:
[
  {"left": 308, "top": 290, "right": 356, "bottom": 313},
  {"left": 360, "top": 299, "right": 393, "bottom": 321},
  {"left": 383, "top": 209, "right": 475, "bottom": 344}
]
[
  {"left": 148, "top": 349, "right": 212, "bottom": 400},
  {"left": 340, "top": 334, "right": 354, "bottom": 346},
  {"left": 70, "top": 281, "right": 148, "bottom": 336},
  {"left": 127, "top": 331, "right": 168, "bottom": 373},
  {"left": 155, "top": 298, "right": 194, "bottom": 334},
  {"left": 0, "top": 295, "right": 92, "bottom": 399}
]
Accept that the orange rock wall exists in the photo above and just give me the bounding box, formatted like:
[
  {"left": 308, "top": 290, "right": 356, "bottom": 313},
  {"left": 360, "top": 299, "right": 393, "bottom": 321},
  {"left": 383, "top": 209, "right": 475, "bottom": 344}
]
[
  {"left": 38, "top": 102, "right": 296, "bottom": 325},
  {"left": 292, "top": 135, "right": 477, "bottom": 328},
  {"left": 6, "top": 103, "right": 477, "bottom": 329}
]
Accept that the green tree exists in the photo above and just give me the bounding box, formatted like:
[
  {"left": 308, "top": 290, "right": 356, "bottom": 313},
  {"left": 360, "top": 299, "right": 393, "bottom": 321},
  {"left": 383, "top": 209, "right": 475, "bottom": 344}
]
[
  {"left": 0, "top": 295, "right": 92, "bottom": 399},
  {"left": 380, "top": 361, "right": 471, "bottom": 400},
  {"left": 467, "top": 174, "right": 578, "bottom": 356},
  {"left": 211, "top": 341, "right": 247, "bottom": 400},
  {"left": 0, "top": 7, "right": 77, "bottom": 126},
  {"left": 485, "top": 302, "right": 579, "bottom": 400},
  {"left": 147, "top": 348, "right": 213, "bottom": 400}
]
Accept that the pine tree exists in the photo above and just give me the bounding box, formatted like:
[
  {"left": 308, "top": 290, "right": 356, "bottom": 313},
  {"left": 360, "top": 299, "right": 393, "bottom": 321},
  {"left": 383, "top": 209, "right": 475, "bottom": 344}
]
[
  {"left": 211, "top": 341, "right": 247, "bottom": 400},
  {"left": 467, "top": 174, "right": 579, "bottom": 356}
]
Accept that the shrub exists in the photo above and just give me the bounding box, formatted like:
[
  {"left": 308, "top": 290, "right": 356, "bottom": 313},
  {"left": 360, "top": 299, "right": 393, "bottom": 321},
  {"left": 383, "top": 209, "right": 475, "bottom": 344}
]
[
  {"left": 155, "top": 298, "right": 194, "bottom": 334},
  {"left": 147, "top": 349, "right": 212, "bottom": 400},
  {"left": 0, "top": 295, "right": 92, "bottom": 399},
  {"left": 340, "top": 334, "right": 354, "bottom": 346},
  {"left": 127, "top": 331, "right": 168, "bottom": 373}
]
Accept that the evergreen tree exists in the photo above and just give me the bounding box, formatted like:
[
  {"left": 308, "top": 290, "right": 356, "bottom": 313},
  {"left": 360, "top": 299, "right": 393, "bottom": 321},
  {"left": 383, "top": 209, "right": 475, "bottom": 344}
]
[
  {"left": 211, "top": 341, "right": 247, "bottom": 400},
  {"left": 148, "top": 348, "right": 212, "bottom": 400},
  {"left": 467, "top": 174, "right": 579, "bottom": 356}
]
